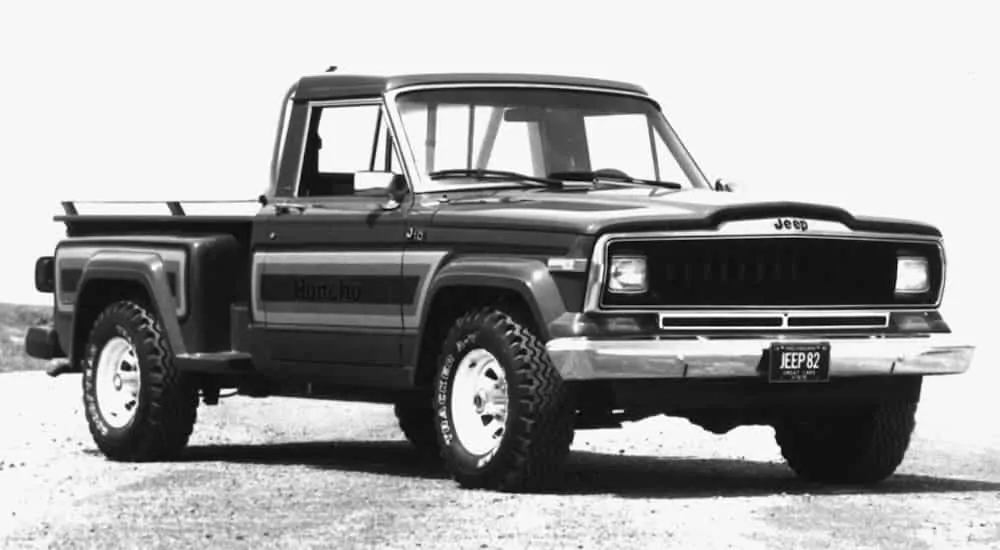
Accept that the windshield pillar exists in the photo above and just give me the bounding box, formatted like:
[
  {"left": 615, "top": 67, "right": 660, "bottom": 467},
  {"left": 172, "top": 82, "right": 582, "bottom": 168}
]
[{"left": 647, "top": 120, "right": 661, "bottom": 182}]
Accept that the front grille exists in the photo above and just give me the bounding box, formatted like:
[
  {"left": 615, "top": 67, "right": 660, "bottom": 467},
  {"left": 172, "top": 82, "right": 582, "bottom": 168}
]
[
  {"left": 657, "top": 313, "right": 889, "bottom": 330},
  {"left": 602, "top": 237, "right": 942, "bottom": 308}
]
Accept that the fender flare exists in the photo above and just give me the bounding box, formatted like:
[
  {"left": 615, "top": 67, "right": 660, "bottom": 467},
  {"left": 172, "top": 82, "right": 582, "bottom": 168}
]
[
  {"left": 72, "top": 250, "right": 187, "bottom": 359},
  {"left": 418, "top": 255, "right": 568, "bottom": 343}
]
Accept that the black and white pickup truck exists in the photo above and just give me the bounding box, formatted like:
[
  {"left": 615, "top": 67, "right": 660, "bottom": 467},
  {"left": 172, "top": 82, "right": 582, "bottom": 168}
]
[{"left": 25, "top": 69, "right": 975, "bottom": 492}]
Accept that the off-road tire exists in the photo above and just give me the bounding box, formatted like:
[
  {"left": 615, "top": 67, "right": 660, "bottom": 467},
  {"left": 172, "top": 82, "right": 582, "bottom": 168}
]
[
  {"left": 774, "top": 402, "right": 917, "bottom": 484},
  {"left": 81, "top": 300, "right": 198, "bottom": 461},
  {"left": 432, "top": 306, "right": 575, "bottom": 492},
  {"left": 394, "top": 402, "right": 440, "bottom": 459}
]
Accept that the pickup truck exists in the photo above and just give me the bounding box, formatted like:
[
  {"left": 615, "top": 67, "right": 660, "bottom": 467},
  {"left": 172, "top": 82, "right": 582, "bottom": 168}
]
[{"left": 25, "top": 69, "right": 975, "bottom": 493}]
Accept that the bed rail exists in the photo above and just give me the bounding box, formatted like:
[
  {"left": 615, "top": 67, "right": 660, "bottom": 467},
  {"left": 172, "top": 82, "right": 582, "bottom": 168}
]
[{"left": 58, "top": 199, "right": 262, "bottom": 218}]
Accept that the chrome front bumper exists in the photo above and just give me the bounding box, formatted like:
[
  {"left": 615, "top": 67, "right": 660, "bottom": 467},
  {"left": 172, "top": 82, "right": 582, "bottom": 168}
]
[{"left": 545, "top": 334, "right": 975, "bottom": 381}]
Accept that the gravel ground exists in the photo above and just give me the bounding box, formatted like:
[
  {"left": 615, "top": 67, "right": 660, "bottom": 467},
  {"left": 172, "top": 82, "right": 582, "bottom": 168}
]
[{"left": 1, "top": 344, "right": 998, "bottom": 549}]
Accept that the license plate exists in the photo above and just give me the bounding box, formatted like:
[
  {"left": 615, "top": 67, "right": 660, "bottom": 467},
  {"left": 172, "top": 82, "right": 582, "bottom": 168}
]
[{"left": 767, "top": 342, "right": 830, "bottom": 383}]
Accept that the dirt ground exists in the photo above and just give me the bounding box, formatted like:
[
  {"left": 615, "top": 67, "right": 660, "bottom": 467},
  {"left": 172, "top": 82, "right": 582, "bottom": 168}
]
[{"left": 1, "top": 343, "right": 998, "bottom": 549}]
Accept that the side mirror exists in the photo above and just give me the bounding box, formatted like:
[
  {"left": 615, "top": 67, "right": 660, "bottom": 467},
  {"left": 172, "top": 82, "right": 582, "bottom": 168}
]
[
  {"left": 714, "top": 178, "right": 746, "bottom": 193},
  {"left": 354, "top": 171, "right": 409, "bottom": 210},
  {"left": 387, "top": 173, "right": 409, "bottom": 203}
]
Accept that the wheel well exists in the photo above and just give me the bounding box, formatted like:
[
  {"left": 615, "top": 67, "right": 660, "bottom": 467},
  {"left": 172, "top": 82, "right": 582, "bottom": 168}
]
[
  {"left": 71, "top": 279, "right": 153, "bottom": 366},
  {"left": 413, "top": 285, "right": 538, "bottom": 387}
]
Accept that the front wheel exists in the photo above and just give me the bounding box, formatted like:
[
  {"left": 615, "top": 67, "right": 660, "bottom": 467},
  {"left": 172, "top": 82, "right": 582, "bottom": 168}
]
[
  {"left": 433, "top": 307, "right": 575, "bottom": 492},
  {"left": 774, "top": 402, "right": 917, "bottom": 484},
  {"left": 81, "top": 300, "right": 198, "bottom": 461}
]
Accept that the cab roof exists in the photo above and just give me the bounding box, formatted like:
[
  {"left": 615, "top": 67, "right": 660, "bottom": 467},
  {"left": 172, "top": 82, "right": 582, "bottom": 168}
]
[{"left": 292, "top": 72, "right": 649, "bottom": 101}]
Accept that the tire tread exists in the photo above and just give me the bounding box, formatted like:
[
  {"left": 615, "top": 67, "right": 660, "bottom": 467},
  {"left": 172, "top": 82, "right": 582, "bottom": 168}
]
[
  {"left": 775, "top": 401, "right": 916, "bottom": 484},
  {"left": 83, "top": 300, "right": 197, "bottom": 461},
  {"left": 436, "top": 306, "right": 574, "bottom": 492}
]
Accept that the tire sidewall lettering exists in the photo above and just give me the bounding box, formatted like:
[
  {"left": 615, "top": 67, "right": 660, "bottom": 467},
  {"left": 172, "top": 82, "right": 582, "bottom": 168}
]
[
  {"left": 435, "top": 325, "right": 510, "bottom": 473},
  {"left": 83, "top": 311, "right": 143, "bottom": 441},
  {"left": 79, "top": 300, "right": 196, "bottom": 462},
  {"left": 433, "top": 309, "right": 573, "bottom": 491},
  {"left": 82, "top": 340, "right": 112, "bottom": 438},
  {"left": 436, "top": 331, "right": 478, "bottom": 450}
]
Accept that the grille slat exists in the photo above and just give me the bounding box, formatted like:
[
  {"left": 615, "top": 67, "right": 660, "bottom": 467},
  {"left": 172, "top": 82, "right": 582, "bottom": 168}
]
[{"left": 603, "top": 237, "right": 942, "bottom": 308}]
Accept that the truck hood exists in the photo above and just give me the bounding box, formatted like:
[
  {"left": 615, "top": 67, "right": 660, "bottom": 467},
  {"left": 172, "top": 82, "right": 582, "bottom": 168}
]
[{"left": 424, "top": 186, "right": 941, "bottom": 237}]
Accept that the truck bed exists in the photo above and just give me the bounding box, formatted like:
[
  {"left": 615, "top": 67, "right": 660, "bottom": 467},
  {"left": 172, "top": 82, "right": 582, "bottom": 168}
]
[
  {"left": 56, "top": 200, "right": 260, "bottom": 240},
  {"left": 44, "top": 200, "right": 263, "bottom": 363}
]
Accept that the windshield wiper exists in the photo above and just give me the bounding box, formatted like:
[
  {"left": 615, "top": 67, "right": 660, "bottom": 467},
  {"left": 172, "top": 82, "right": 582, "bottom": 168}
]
[
  {"left": 428, "top": 168, "right": 561, "bottom": 187},
  {"left": 549, "top": 169, "right": 683, "bottom": 190}
]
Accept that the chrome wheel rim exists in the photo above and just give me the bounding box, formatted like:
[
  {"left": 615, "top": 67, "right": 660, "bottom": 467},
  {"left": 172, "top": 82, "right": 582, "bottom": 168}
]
[
  {"left": 449, "top": 348, "right": 510, "bottom": 456},
  {"left": 94, "top": 336, "right": 141, "bottom": 429}
]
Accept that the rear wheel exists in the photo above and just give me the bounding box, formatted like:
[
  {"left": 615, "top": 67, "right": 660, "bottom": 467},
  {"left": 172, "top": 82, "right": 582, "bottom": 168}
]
[
  {"left": 774, "top": 402, "right": 917, "bottom": 484},
  {"left": 432, "top": 307, "right": 575, "bottom": 492},
  {"left": 81, "top": 300, "right": 198, "bottom": 461}
]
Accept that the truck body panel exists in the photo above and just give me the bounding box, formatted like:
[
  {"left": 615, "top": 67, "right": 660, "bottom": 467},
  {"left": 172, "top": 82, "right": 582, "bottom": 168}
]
[{"left": 22, "top": 69, "right": 976, "bottom": 491}]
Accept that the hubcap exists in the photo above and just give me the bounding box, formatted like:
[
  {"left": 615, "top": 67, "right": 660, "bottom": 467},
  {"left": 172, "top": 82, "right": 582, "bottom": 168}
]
[
  {"left": 449, "top": 348, "right": 509, "bottom": 456},
  {"left": 94, "top": 336, "right": 141, "bottom": 429}
]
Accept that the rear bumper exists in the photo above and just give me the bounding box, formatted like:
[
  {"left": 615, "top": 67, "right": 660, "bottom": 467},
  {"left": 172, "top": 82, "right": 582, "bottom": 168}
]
[
  {"left": 24, "top": 324, "right": 64, "bottom": 360},
  {"left": 545, "top": 333, "right": 975, "bottom": 381}
]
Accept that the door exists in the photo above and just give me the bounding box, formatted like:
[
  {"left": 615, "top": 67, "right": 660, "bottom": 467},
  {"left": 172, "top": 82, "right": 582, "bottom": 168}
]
[{"left": 255, "top": 98, "right": 409, "bottom": 370}]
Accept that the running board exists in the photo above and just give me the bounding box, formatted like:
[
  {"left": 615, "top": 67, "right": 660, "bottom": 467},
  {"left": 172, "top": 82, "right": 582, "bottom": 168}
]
[
  {"left": 174, "top": 352, "right": 254, "bottom": 374},
  {"left": 44, "top": 353, "right": 253, "bottom": 377}
]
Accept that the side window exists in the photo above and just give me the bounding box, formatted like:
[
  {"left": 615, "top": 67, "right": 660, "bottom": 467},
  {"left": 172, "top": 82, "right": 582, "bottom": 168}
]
[{"left": 298, "top": 103, "right": 384, "bottom": 197}]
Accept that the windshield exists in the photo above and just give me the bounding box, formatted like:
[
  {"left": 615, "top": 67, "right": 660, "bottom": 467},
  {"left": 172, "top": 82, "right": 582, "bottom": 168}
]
[{"left": 394, "top": 87, "right": 709, "bottom": 192}]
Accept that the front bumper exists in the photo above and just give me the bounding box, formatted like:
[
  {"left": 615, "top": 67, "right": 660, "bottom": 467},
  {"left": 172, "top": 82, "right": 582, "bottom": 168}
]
[{"left": 545, "top": 333, "right": 974, "bottom": 380}]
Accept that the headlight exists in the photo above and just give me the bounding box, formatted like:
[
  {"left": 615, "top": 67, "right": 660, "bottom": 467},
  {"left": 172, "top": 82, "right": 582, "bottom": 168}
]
[
  {"left": 608, "top": 255, "right": 647, "bottom": 294},
  {"left": 895, "top": 256, "right": 930, "bottom": 294}
]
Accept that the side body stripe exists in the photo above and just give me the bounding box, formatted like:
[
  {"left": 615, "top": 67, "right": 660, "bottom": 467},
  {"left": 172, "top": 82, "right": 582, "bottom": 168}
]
[
  {"left": 253, "top": 250, "right": 449, "bottom": 329},
  {"left": 55, "top": 245, "right": 187, "bottom": 317}
]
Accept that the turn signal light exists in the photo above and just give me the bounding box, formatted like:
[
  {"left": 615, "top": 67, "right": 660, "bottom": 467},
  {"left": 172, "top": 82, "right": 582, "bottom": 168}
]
[
  {"left": 602, "top": 317, "right": 643, "bottom": 333},
  {"left": 891, "top": 311, "right": 949, "bottom": 333}
]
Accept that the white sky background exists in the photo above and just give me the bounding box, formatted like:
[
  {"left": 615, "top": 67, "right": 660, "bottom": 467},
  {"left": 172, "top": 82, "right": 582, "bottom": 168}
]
[{"left": 1, "top": 0, "right": 996, "bottom": 343}]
